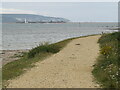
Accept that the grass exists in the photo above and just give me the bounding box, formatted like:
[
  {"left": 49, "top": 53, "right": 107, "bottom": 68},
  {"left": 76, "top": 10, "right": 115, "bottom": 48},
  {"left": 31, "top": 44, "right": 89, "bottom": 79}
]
[
  {"left": 0, "top": 68, "right": 2, "bottom": 88},
  {"left": 92, "top": 32, "right": 120, "bottom": 88}
]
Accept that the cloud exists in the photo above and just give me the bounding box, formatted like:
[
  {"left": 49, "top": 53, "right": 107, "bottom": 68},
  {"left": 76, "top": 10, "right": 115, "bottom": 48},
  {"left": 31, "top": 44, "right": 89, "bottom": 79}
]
[{"left": 0, "top": 8, "right": 37, "bottom": 14}]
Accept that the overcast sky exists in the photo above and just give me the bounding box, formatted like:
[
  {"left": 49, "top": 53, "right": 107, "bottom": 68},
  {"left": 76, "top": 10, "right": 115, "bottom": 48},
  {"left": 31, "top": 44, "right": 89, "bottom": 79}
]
[
  {"left": 1, "top": 0, "right": 119, "bottom": 2},
  {"left": 1, "top": 2, "right": 118, "bottom": 22}
]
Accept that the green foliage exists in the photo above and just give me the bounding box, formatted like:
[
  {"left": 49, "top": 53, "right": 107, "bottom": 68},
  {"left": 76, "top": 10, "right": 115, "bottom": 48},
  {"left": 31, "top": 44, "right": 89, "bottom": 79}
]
[
  {"left": 92, "top": 32, "right": 120, "bottom": 88},
  {"left": 100, "top": 46, "right": 112, "bottom": 55},
  {"left": 28, "top": 43, "right": 60, "bottom": 58}
]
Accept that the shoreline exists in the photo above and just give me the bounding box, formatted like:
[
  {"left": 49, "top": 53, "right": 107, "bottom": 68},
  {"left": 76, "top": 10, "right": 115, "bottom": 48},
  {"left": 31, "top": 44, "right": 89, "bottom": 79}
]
[
  {"left": 1, "top": 34, "right": 100, "bottom": 66},
  {"left": 2, "top": 30, "right": 117, "bottom": 51},
  {"left": 1, "top": 50, "right": 29, "bottom": 65}
]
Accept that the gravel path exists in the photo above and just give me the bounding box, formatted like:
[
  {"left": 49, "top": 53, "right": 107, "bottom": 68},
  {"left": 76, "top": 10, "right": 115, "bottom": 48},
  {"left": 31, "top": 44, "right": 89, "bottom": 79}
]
[{"left": 7, "top": 35, "right": 101, "bottom": 88}]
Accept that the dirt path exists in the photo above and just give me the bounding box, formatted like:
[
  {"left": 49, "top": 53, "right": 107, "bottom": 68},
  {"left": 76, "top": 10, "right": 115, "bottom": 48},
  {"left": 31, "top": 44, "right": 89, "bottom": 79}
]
[{"left": 7, "top": 35, "right": 101, "bottom": 88}]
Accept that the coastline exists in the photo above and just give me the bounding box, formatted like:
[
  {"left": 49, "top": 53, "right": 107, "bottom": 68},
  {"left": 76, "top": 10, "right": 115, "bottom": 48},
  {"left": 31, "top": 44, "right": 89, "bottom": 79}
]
[{"left": 1, "top": 34, "right": 100, "bottom": 66}]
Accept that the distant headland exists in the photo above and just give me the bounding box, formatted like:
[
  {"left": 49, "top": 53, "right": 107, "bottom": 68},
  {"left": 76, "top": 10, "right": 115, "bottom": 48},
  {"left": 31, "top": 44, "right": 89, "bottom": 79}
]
[{"left": 1, "top": 14, "right": 70, "bottom": 23}]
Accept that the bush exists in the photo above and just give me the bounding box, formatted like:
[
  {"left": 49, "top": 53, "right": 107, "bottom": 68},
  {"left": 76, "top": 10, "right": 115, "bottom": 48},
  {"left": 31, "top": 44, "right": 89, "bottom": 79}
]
[
  {"left": 92, "top": 32, "right": 120, "bottom": 88},
  {"left": 100, "top": 46, "right": 112, "bottom": 55},
  {"left": 28, "top": 43, "right": 60, "bottom": 58}
]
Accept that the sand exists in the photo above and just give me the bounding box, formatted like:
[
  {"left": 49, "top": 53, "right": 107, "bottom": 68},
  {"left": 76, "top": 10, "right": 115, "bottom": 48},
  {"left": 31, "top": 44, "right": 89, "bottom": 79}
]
[
  {"left": 7, "top": 35, "right": 101, "bottom": 88},
  {"left": 1, "top": 50, "right": 29, "bottom": 66}
]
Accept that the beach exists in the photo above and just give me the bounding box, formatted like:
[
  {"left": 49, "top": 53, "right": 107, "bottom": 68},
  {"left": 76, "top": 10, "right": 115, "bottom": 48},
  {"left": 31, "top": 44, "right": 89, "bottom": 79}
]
[
  {"left": 7, "top": 35, "right": 101, "bottom": 88},
  {"left": 1, "top": 50, "right": 29, "bottom": 65}
]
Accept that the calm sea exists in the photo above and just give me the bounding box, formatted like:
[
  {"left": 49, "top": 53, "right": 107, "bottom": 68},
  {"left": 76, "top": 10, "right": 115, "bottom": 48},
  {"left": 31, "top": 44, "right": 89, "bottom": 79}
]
[{"left": 2, "top": 22, "right": 118, "bottom": 50}]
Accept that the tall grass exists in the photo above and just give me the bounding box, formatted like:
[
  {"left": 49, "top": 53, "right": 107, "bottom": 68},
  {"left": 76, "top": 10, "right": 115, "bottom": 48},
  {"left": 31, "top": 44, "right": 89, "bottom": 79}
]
[{"left": 92, "top": 32, "right": 120, "bottom": 88}]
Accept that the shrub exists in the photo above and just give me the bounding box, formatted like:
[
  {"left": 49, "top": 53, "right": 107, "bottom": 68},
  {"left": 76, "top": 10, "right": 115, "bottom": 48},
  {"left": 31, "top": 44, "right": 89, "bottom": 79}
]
[
  {"left": 100, "top": 46, "right": 112, "bottom": 55},
  {"left": 92, "top": 32, "right": 120, "bottom": 88},
  {"left": 27, "top": 43, "right": 60, "bottom": 58}
]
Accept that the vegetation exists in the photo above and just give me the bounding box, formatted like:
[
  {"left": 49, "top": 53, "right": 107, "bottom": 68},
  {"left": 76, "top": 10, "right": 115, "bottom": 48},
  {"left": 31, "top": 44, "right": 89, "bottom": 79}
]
[
  {"left": 28, "top": 43, "right": 60, "bottom": 58},
  {"left": 92, "top": 32, "right": 120, "bottom": 88}
]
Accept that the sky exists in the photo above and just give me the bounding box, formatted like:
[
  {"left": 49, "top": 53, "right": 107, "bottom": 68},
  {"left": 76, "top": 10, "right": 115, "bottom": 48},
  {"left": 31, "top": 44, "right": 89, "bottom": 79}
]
[
  {"left": 1, "top": 0, "right": 120, "bottom": 2},
  {"left": 0, "top": 2, "right": 118, "bottom": 22}
]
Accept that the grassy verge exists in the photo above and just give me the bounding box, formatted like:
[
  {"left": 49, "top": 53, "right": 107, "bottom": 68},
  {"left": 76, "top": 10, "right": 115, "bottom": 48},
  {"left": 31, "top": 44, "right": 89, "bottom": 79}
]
[{"left": 92, "top": 32, "right": 120, "bottom": 88}]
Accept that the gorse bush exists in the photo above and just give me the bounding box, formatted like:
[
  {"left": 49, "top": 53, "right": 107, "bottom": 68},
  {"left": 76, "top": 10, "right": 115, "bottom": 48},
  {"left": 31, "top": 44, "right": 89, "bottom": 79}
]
[
  {"left": 100, "top": 46, "right": 112, "bottom": 55},
  {"left": 92, "top": 32, "right": 120, "bottom": 88}
]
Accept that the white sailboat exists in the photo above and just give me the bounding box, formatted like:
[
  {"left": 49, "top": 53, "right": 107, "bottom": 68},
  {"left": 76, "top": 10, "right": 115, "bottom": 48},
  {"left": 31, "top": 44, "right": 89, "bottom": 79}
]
[{"left": 24, "top": 18, "right": 28, "bottom": 23}]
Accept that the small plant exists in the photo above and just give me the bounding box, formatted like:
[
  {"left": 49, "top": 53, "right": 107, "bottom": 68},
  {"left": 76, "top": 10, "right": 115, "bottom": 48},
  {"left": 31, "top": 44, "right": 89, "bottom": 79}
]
[{"left": 100, "top": 46, "right": 112, "bottom": 55}]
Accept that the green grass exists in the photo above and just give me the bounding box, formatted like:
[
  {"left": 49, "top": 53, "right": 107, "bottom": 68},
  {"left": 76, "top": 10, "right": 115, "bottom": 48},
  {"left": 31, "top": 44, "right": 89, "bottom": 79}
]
[
  {"left": 92, "top": 32, "right": 120, "bottom": 88},
  {"left": 0, "top": 68, "right": 2, "bottom": 88}
]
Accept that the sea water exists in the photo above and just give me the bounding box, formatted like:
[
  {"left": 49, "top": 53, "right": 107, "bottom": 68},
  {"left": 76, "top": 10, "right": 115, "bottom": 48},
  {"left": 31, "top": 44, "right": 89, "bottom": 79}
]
[{"left": 2, "top": 22, "right": 118, "bottom": 50}]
